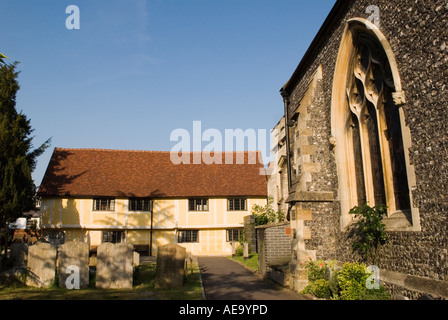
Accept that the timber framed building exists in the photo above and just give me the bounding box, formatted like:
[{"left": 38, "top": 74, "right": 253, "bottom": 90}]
[{"left": 37, "top": 148, "right": 267, "bottom": 256}]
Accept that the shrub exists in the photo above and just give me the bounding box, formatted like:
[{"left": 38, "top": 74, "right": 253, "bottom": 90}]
[
  {"left": 310, "top": 279, "right": 332, "bottom": 299},
  {"left": 359, "top": 286, "right": 391, "bottom": 300},
  {"left": 235, "top": 245, "right": 244, "bottom": 257},
  {"left": 300, "top": 258, "right": 333, "bottom": 299},
  {"left": 299, "top": 259, "right": 392, "bottom": 300},
  {"left": 349, "top": 203, "right": 388, "bottom": 265},
  {"left": 304, "top": 258, "right": 331, "bottom": 282},
  {"left": 329, "top": 269, "right": 341, "bottom": 298},
  {"left": 301, "top": 279, "right": 331, "bottom": 299},
  {"left": 337, "top": 262, "right": 369, "bottom": 300}
]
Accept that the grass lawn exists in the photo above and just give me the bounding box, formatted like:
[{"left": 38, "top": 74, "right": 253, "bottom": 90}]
[
  {"left": 0, "top": 264, "right": 204, "bottom": 300},
  {"left": 230, "top": 253, "right": 259, "bottom": 272}
]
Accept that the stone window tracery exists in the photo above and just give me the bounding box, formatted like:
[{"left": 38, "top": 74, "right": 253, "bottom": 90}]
[{"left": 345, "top": 32, "right": 411, "bottom": 214}]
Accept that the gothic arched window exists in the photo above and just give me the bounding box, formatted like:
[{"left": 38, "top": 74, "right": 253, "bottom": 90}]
[
  {"left": 346, "top": 33, "right": 410, "bottom": 211},
  {"left": 332, "top": 19, "right": 420, "bottom": 231}
]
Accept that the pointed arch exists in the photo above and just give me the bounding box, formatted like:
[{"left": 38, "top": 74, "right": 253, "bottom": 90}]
[{"left": 331, "top": 18, "right": 420, "bottom": 231}]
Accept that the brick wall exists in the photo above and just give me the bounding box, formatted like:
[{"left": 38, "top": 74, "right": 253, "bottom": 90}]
[{"left": 256, "top": 223, "right": 291, "bottom": 278}]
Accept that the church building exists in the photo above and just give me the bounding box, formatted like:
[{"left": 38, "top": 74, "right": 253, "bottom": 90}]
[{"left": 280, "top": 0, "right": 447, "bottom": 299}]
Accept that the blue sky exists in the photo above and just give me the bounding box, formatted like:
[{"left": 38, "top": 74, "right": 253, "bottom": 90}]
[{"left": 1, "top": 0, "right": 336, "bottom": 186}]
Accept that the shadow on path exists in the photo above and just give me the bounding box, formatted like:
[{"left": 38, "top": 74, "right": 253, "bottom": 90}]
[{"left": 198, "top": 257, "right": 309, "bottom": 300}]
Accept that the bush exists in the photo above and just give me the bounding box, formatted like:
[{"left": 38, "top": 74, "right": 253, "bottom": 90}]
[
  {"left": 329, "top": 269, "right": 341, "bottom": 298},
  {"left": 349, "top": 204, "right": 387, "bottom": 265},
  {"left": 337, "top": 262, "right": 370, "bottom": 300},
  {"left": 303, "top": 258, "right": 331, "bottom": 282},
  {"left": 307, "top": 279, "right": 332, "bottom": 299},
  {"left": 235, "top": 245, "right": 243, "bottom": 257},
  {"left": 359, "top": 286, "right": 391, "bottom": 300},
  {"left": 300, "top": 258, "right": 333, "bottom": 299},
  {"left": 300, "top": 259, "right": 391, "bottom": 300}
]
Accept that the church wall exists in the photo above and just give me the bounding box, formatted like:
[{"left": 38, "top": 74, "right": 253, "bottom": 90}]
[{"left": 283, "top": 0, "right": 448, "bottom": 298}]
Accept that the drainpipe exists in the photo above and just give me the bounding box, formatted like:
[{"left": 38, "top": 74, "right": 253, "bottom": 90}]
[{"left": 281, "top": 89, "right": 293, "bottom": 192}]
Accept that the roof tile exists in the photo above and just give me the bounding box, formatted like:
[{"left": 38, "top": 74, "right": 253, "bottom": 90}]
[{"left": 37, "top": 148, "right": 268, "bottom": 198}]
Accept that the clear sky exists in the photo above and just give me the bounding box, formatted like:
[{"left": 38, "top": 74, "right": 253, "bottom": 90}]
[{"left": 1, "top": 0, "right": 336, "bottom": 186}]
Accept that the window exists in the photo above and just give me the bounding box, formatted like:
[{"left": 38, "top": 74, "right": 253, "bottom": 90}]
[
  {"left": 93, "top": 198, "right": 115, "bottom": 211},
  {"left": 331, "top": 20, "right": 419, "bottom": 230},
  {"left": 102, "top": 230, "right": 125, "bottom": 243},
  {"left": 178, "top": 230, "right": 199, "bottom": 243},
  {"left": 227, "top": 198, "right": 247, "bottom": 211},
  {"left": 129, "top": 198, "right": 152, "bottom": 212},
  {"left": 188, "top": 198, "right": 209, "bottom": 211},
  {"left": 345, "top": 33, "right": 410, "bottom": 212},
  {"left": 226, "top": 229, "right": 243, "bottom": 242}
]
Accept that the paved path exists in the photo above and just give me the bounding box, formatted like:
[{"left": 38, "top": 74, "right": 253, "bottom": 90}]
[{"left": 198, "top": 257, "right": 309, "bottom": 300}]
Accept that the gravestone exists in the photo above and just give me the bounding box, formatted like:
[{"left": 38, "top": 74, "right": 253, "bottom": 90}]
[
  {"left": 58, "top": 241, "right": 90, "bottom": 289},
  {"left": 244, "top": 215, "right": 257, "bottom": 253},
  {"left": 185, "top": 252, "right": 194, "bottom": 274},
  {"left": 231, "top": 241, "right": 237, "bottom": 257},
  {"left": 243, "top": 242, "right": 249, "bottom": 260},
  {"left": 96, "top": 242, "right": 133, "bottom": 289},
  {"left": 10, "top": 242, "right": 28, "bottom": 268},
  {"left": 155, "top": 244, "right": 186, "bottom": 289},
  {"left": 133, "top": 251, "right": 140, "bottom": 267},
  {"left": 26, "top": 242, "right": 57, "bottom": 288}
]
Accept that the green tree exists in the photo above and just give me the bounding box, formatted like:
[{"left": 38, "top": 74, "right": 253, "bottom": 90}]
[
  {"left": 0, "top": 57, "right": 51, "bottom": 263},
  {"left": 0, "top": 53, "right": 8, "bottom": 64},
  {"left": 251, "top": 196, "right": 285, "bottom": 226}
]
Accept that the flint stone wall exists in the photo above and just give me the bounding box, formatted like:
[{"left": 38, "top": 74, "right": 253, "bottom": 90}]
[{"left": 282, "top": 0, "right": 448, "bottom": 299}]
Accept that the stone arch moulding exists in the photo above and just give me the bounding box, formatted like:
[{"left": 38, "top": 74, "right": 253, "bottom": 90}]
[{"left": 331, "top": 18, "right": 420, "bottom": 232}]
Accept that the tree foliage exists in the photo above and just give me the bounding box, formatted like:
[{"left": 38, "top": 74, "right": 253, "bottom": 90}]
[
  {"left": 251, "top": 197, "right": 285, "bottom": 226},
  {"left": 0, "top": 58, "right": 51, "bottom": 255},
  {"left": 0, "top": 53, "right": 8, "bottom": 65}
]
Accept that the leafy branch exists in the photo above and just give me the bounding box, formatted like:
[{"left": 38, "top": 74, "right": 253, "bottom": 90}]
[
  {"left": 349, "top": 203, "right": 388, "bottom": 265},
  {"left": 251, "top": 196, "right": 285, "bottom": 226}
]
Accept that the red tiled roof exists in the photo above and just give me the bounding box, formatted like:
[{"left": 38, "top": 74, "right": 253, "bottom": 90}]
[{"left": 37, "top": 148, "right": 268, "bottom": 198}]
